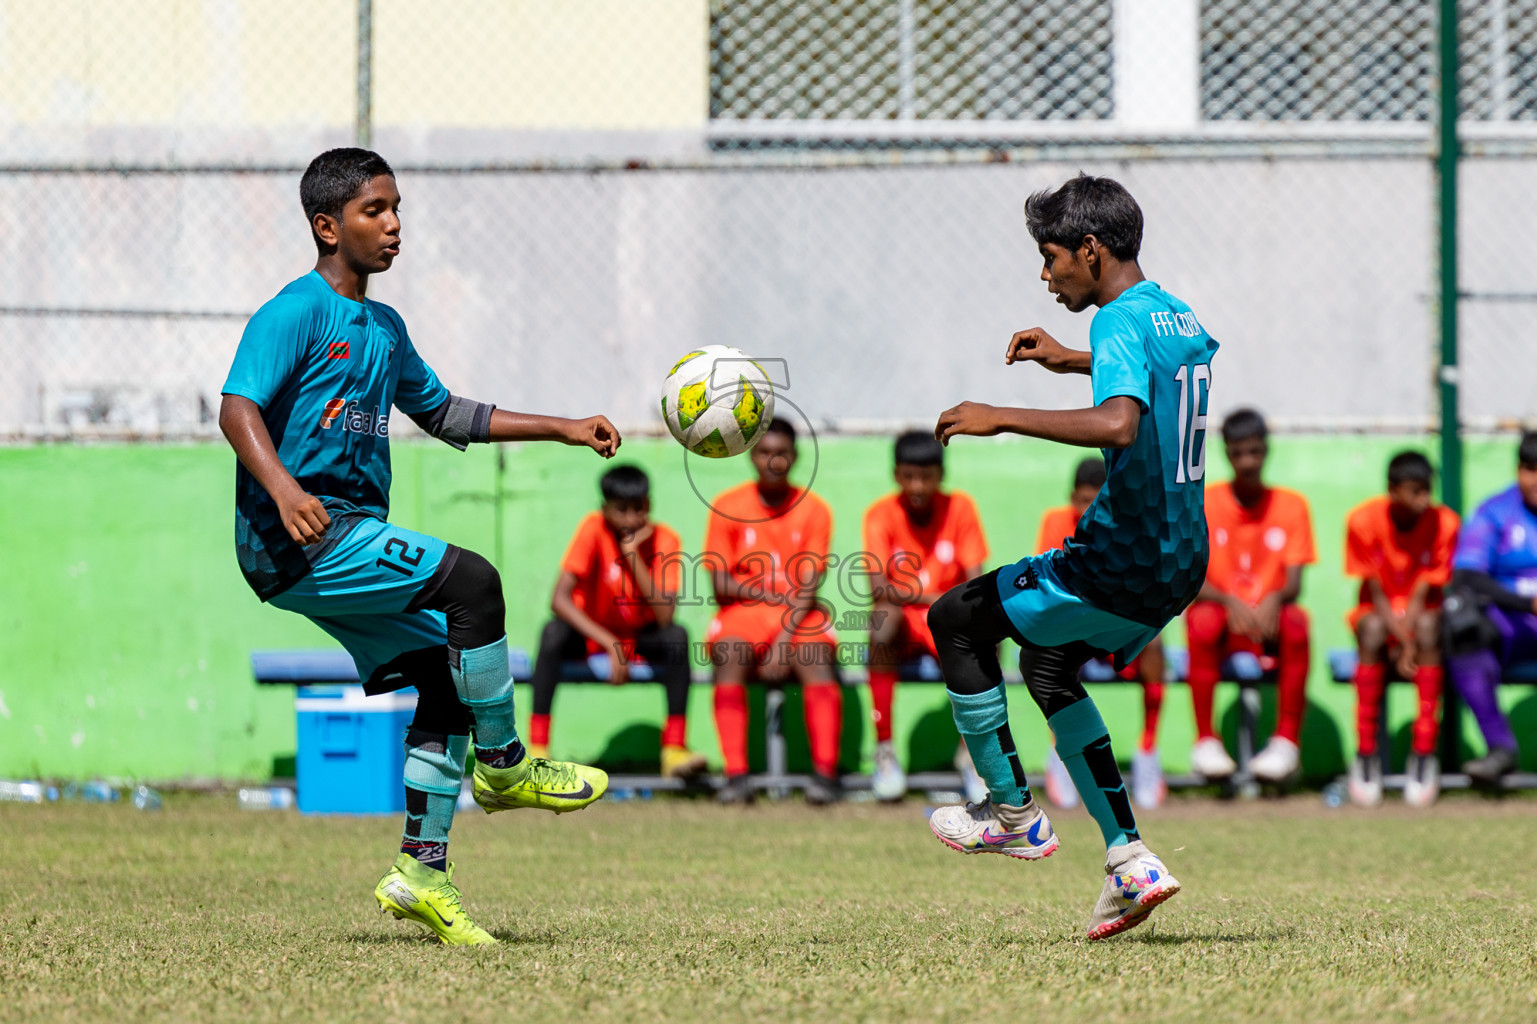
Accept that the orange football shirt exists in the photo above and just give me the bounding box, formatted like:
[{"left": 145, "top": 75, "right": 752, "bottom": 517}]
[
  {"left": 863, "top": 491, "right": 988, "bottom": 598},
  {"left": 704, "top": 482, "right": 833, "bottom": 603},
  {"left": 1203, "top": 483, "right": 1317, "bottom": 607},
  {"left": 560, "top": 512, "right": 681, "bottom": 636},
  {"left": 1034, "top": 505, "right": 1081, "bottom": 555},
  {"left": 1344, "top": 496, "right": 1459, "bottom": 605}
]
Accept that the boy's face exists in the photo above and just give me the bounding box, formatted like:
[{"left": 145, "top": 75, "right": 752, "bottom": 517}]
[
  {"left": 315, "top": 174, "right": 401, "bottom": 272},
  {"left": 1070, "top": 483, "right": 1099, "bottom": 517},
  {"left": 895, "top": 463, "right": 943, "bottom": 512},
  {"left": 1039, "top": 240, "right": 1098, "bottom": 313},
  {"left": 1388, "top": 479, "right": 1432, "bottom": 518},
  {"left": 601, "top": 498, "right": 650, "bottom": 538},
  {"left": 751, "top": 430, "right": 796, "bottom": 487},
  {"left": 1225, "top": 436, "right": 1268, "bottom": 484},
  {"left": 1518, "top": 463, "right": 1537, "bottom": 509}
]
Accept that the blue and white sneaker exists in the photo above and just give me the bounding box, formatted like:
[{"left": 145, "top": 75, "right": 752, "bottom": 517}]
[
  {"left": 1086, "top": 840, "right": 1181, "bottom": 940},
  {"left": 928, "top": 797, "right": 1059, "bottom": 860}
]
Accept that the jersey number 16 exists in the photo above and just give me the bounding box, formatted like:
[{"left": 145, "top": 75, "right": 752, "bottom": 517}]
[{"left": 1173, "top": 363, "right": 1211, "bottom": 485}]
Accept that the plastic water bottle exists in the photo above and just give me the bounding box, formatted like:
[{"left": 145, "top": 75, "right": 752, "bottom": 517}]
[
  {"left": 1321, "top": 779, "right": 1348, "bottom": 808},
  {"left": 238, "top": 786, "right": 296, "bottom": 811},
  {"left": 64, "top": 780, "right": 118, "bottom": 803},
  {"left": 132, "top": 785, "right": 163, "bottom": 811},
  {"left": 0, "top": 780, "right": 51, "bottom": 803}
]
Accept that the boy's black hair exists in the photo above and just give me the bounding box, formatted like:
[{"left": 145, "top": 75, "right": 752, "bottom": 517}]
[
  {"left": 1221, "top": 407, "right": 1269, "bottom": 445},
  {"left": 1519, "top": 431, "right": 1537, "bottom": 468},
  {"left": 1073, "top": 456, "right": 1107, "bottom": 491},
  {"left": 599, "top": 464, "right": 650, "bottom": 503},
  {"left": 1024, "top": 174, "right": 1143, "bottom": 262},
  {"left": 1387, "top": 450, "right": 1434, "bottom": 488},
  {"left": 894, "top": 430, "right": 944, "bottom": 468},
  {"left": 764, "top": 419, "right": 796, "bottom": 443},
  {"left": 300, "top": 148, "right": 394, "bottom": 249}
]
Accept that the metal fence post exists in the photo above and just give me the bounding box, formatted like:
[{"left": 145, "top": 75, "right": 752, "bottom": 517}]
[
  {"left": 1437, "top": 0, "right": 1463, "bottom": 770},
  {"left": 357, "top": 0, "right": 373, "bottom": 148}
]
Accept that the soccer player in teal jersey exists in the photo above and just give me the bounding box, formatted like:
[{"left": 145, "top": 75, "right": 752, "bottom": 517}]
[
  {"left": 220, "top": 149, "right": 623, "bottom": 946},
  {"left": 927, "top": 174, "right": 1217, "bottom": 940}
]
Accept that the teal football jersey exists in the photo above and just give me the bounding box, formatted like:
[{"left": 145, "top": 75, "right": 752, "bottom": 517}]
[{"left": 1052, "top": 280, "right": 1219, "bottom": 627}]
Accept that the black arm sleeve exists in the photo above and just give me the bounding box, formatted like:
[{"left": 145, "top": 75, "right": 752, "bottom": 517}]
[
  {"left": 1452, "top": 568, "right": 1534, "bottom": 614},
  {"left": 407, "top": 394, "right": 494, "bottom": 451}
]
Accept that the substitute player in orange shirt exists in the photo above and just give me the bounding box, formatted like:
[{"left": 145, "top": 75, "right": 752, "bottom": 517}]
[
  {"left": 1344, "top": 451, "right": 1459, "bottom": 808},
  {"left": 1184, "top": 409, "right": 1316, "bottom": 784},
  {"left": 1033, "top": 457, "right": 1168, "bottom": 810},
  {"left": 704, "top": 419, "right": 843, "bottom": 805},
  {"left": 862, "top": 432, "right": 989, "bottom": 801},
  {"left": 529, "top": 465, "right": 704, "bottom": 778}
]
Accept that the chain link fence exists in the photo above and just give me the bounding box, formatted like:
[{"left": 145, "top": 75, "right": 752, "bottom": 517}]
[{"left": 2, "top": 0, "right": 1534, "bottom": 439}]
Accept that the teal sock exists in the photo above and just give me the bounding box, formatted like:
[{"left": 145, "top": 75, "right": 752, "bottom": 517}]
[
  {"left": 948, "top": 685, "right": 1031, "bottom": 806},
  {"left": 1049, "top": 698, "right": 1140, "bottom": 849},
  {"left": 450, "top": 637, "right": 524, "bottom": 764},
  {"left": 402, "top": 731, "right": 469, "bottom": 870}
]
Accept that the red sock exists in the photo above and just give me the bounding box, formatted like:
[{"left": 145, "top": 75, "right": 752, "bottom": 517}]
[
  {"left": 1140, "top": 681, "right": 1164, "bottom": 753},
  {"left": 661, "top": 714, "right": 687, "bottom": 749},
  {"left": 1184, "top": 602, "right": 1226, "bottom": 740},
  {"left": 1413, "top": 665, "right": 1443, "bottom": 756},
  {"left": 802, "top": 681, "right": 843, "bottom": 778},
  {"left": 529, "top": 713, "right": 551, "bottom": 748},
  {"left": 1273, "top": 606, "right": 1311, "bottom": 744},
  {"left": 1354, "top": 661, "right": 1386, "bottom": 756},
  {"left": 868, "top": 669, "right": 897, "bottom": 743},
  {"left": 713, "top": 684, "right": 750, "bottom": 777}
]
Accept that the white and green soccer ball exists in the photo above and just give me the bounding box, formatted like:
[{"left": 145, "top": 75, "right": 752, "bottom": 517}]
[{"left": 660, "top": 345, "right": 775, "bottom": 458}]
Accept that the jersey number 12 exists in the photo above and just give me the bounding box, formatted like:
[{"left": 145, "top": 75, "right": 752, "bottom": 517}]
[{"left": 1173, "top": 363, "right": 1211, "bottom": 484}]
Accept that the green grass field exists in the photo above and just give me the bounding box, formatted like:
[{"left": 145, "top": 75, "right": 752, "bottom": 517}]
[{"left": 7, "top": 794, "right": 1537, "bottom": 1023}]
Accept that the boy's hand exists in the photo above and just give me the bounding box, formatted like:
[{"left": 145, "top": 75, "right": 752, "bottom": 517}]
[
  {"left": 935, "top": 401, "right": 1001, "bottom": 446},
  {"left": 759, "top": 630, "right": 794, "bottom": 682},
  {"left": 606, "top": 638, "right": 630, "bottom": 685},
  {"left": 618, "top": 523, "right": 655, "bottom": 557},
  {"left": 1006, "top": 328, "right": 1086, "bottom": 373},
  {"left": 567, "top": 415, "right": 622, "bottom": 458},
  {"left": 279, "top": 490, "right": 331, "bottom": 546}
]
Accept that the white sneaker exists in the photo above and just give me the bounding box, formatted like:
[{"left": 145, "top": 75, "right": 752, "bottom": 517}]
[
  {"left": 927, "top": 797, "right": 1059, "bottom": 860},
  {"left": 1347, "top": 753, "right": 1383, "bottom": 807},
  {"left": 954, "top": 742, "right": 989, "bottom": 804},
  {"left": 872, "top": 740, "right": 907, "bottom": 802},
  {"left": 1044, "top": 747, "right": 1080, "bottom": 809},
  {"left": 1403, "top": 752, "right": 1440, "bottom": 808},
  {"left": 1191, "top": 736, "right": 1238, "bottom": 780},
  {"left": 1086, "top": 840, "right": 1182, "bottom": 941},
  {"left": 1248, "top": 736, "right": 1300, "bottom": 783},
  {"left": 1131, "top": 749, "right": 1166, "bottom": 809}
]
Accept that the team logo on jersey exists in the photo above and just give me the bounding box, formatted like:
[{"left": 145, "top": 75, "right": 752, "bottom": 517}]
[
  {"left": 319, "top": 398, "right": 388, "bottom": 437},
  {"left": 320, "top": 398, "right": 346, "bottom": 429},
  {"left": 328, "top": 341, "right": 349, "bottom": 360},
  {"left": 1014, "top": 564, "right": 1040, "bottom": 591}
]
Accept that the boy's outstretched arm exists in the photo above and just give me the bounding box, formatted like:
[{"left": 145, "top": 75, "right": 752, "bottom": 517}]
[
  {"left": 487, "top": 409, "right": 621, "bottom": 457},
  {"left": 935, "top": 396, "right": 1139, "bottom": 450},
  {"left": 220, "top": 395, "right": 332, "bottom": 546}
]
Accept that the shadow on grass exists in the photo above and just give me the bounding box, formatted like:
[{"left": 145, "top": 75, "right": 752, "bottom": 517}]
[
  {"left": 344, "top": 928, "right": 562, "bottom": 946},
  {"left": 1126, "top": 925, "right": 1295, "bottom": 945}
]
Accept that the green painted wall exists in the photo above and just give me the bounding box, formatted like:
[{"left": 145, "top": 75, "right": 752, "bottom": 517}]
[{"left": 3, "top": 435, "right": 1534, "bottom": 782}]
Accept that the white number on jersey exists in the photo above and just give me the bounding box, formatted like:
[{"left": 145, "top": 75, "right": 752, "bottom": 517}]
[{"left": 1173, "top": 363, "right": 1212, "bottom": 484}]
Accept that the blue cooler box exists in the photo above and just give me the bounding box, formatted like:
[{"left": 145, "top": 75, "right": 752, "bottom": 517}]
[{"left": 295, "top": 685, "right": 417, "bottom": 815}]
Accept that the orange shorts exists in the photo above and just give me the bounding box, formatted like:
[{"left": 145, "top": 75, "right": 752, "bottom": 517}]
[
  {"left": 1346, "top": 599, "right": 1441, "bottom": 633},
  {"left": 706, "top": 602, "right": 837, "bottom": 658}
]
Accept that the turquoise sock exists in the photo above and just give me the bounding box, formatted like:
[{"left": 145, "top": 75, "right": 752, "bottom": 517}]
[
  {"left": 450, "top": 637, "right": 523, "bottom": 762},
  {"left": 948, "top": 685, "right": 1031, "bottom": 806},
  {"left": 402, "top": 732, "right": 469, "bottom": 870},
  {"left": 1049, "top": 698, "right": 1140, "bottom": 849}
]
